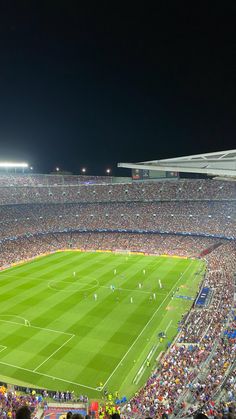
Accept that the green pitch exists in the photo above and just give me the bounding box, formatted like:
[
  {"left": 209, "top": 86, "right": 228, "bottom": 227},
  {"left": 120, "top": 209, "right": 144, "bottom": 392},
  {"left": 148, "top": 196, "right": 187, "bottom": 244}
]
[{"left": 0, "top": 251, "right": 204, "bottom": 398}]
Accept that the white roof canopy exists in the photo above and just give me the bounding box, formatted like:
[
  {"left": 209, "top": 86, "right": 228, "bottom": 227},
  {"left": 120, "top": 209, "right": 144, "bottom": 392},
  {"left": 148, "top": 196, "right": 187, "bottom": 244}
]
[{"left": 118, "top": 150, "right": 236, "bottom": 177}]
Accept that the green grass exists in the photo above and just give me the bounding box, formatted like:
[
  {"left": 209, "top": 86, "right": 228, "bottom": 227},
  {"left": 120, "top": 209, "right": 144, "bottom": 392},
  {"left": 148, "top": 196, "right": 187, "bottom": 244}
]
[{"left": 0, "top": 251, "right": 205, "bottom": 398}]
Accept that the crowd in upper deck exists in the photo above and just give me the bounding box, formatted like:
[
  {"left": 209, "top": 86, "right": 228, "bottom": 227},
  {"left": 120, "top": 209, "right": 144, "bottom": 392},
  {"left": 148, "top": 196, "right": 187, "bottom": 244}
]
[
  {"left": 0, "top": 177, "right": 235, "bottom": 205},
  {"left": 0, "top": 200, "right": 235, "bottom": 242}
]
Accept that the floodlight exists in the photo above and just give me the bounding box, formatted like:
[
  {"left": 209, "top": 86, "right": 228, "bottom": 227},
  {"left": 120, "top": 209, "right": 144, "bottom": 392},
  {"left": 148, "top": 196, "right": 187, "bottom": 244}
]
[
  {"left": 81, "top": 167, "right": 86, "bottom": 173},
  {"left": 0, "top": 162, "right": 28, "bottom": 168}
]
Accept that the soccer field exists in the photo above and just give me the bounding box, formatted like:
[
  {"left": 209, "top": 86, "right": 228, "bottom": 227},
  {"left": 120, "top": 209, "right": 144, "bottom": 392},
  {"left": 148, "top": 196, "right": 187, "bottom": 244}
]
[{"left": 0, "top": 251, "right": 204, "bottom": 398}]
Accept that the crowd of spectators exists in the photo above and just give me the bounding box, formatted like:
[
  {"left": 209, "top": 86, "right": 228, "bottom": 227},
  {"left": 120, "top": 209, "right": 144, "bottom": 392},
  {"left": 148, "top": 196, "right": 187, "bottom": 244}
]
[
  {"left": 0, "top": 200, "right": 235, "bottom": 241},
  {"left": 121, "top": 243, "right": 236, "bottom": 418},
  {"left": 0, "top": 177, "right": 235, "bottom": 206},
  {"left": 224, "top": 369, "right": 236, "bottom": 403},
  {"left": 0, "top": 386, "right": 39, "bottom": 419},
  {"left": 0, "top": 174, "right": 235, "bottom": 418},
  {"left": 0, "top": 232, "right": 232, "bottom": 268},
  {"left": 0, "top": 174, "right": 113, "bottom": 186},
  {"left": 179, "top": 248, "right": 235, "bottom": 344},
  {"left": 0, "top": 385, "right": 91, "bottom": 419}
]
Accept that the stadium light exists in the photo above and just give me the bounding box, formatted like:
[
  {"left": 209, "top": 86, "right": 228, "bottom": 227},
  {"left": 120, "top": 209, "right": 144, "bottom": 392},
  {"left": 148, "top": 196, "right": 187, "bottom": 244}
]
[
  {"left": 106, "top": 168, "right": 111, "bottom": 174},
  {"left": 81, "top": 167, "right": 86, "bottom": 173},
  {"left": 0, "top": 162, "right": 28, "bottom": 168},
  {"left": 55, "top": 167, "right": 60, "bottom": 172}
]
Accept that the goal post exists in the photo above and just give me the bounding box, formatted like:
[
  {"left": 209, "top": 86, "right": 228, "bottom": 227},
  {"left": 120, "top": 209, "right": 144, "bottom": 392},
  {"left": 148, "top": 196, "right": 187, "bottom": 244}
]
[{"left": 114, "top": 249, "right": 132, "bottom": 256}]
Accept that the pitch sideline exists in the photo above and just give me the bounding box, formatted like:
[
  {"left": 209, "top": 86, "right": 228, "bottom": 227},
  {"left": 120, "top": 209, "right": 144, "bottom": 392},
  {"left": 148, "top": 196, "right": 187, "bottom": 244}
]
[{"left": 101, "top": 261, "right": 194, "bottom": 389}]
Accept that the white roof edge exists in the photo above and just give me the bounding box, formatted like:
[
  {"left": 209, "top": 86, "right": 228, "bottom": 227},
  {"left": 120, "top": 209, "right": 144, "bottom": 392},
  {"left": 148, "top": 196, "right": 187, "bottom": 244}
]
[{"left": 118, "top": 150, "right": 236, "bottom": 178}]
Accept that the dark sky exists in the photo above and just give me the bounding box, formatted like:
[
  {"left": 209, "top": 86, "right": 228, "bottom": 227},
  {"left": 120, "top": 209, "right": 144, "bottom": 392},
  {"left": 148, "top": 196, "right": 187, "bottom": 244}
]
[{"left": 0, "top": 2, "right": 235, "bottom": 175}]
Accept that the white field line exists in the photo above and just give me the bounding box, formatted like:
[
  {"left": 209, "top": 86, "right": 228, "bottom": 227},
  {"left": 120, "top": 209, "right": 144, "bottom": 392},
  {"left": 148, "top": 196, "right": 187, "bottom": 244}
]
[
  {"left": 0, "top": 346, "right": 7, "bottom": 354},
  {"left": 0, "top": 320, "right": 30, "bottom": 328},
  {"left": 0, "top": 315, "right": 29, "bottom": 322},
  {"left": 0, "top": 318, "right": 73, "bottom": 336},
  {"left": 0, "top": 269, "right": 169, "bottom": 298},
  {"left": 47, "top": 278, "right": 99, "bottom": 293},
  {"left": 49, "top": 277, "right": 168, "bottom": 296},
  {"left": 135, "top": 319, "right": 173, "bottom": 385},
  {"left": 101, "top": 285, "right": 167, "bottom": 296},
  {"left": 164, "top": 319, "right": 173, "bottom": 333},
  {"left": 33, "top": 334, "right": 75, "bottom": 372},
  {"left": 134, "top": 344, "right": 160, "bottom": 385},
  {"left": 102, "top": 261, "right": 194, "bottom": 389},
  {"left": 29, "top": 324, "right": 73, "bottom": 336},
  {"left": 0, "top": 319, "right": 76, "bottom": 381},
  {"left": 0, "top": 360, "right": 99, "bottom": 391},
  {"left": 0, "top": 267, "right": 167, "bottom": 297},
  {"left": 47, "top": 278, "right": 168, "bottom": 297}
]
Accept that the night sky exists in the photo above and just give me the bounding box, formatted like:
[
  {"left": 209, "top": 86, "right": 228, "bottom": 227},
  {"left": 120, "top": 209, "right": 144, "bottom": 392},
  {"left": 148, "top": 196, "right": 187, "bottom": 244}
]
[{"left": 0, "top": 3, "right": 235, "bottom": 175}]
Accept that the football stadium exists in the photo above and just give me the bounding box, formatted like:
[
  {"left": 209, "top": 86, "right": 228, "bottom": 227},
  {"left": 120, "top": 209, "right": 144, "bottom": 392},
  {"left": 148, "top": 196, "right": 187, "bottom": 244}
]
[{"left": 0, "top": 153, "right": 235, "bottom": 418}]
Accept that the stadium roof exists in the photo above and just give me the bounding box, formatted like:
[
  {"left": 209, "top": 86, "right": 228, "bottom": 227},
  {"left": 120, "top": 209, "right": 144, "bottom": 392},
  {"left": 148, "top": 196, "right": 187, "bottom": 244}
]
[{"left": 118, "top": 150, "right": 236, "bottom": 178}]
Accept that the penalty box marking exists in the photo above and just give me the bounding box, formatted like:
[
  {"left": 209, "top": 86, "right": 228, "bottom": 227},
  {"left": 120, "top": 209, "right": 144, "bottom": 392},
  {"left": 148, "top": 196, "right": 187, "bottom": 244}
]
[
  {"left": 33, "top": 334, "right": 75, "bottom": 372},
  {"left": 0, "top": 317, "right": 76, "bottom": 377},
  {"left": 0, "top": 316, "right": 73, "bottom": 336},
  {"left": 0, "top": 360, "right": 99, "bottom": 391},
  {"left": 0, "top": 318, "right": 96, "bottom": 390}
]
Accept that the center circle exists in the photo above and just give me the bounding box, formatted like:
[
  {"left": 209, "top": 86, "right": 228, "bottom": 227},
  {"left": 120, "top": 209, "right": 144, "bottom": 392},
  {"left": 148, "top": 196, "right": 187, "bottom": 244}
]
[{"left": 48, "top": 276, "right": 99, "bottom": 293}]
